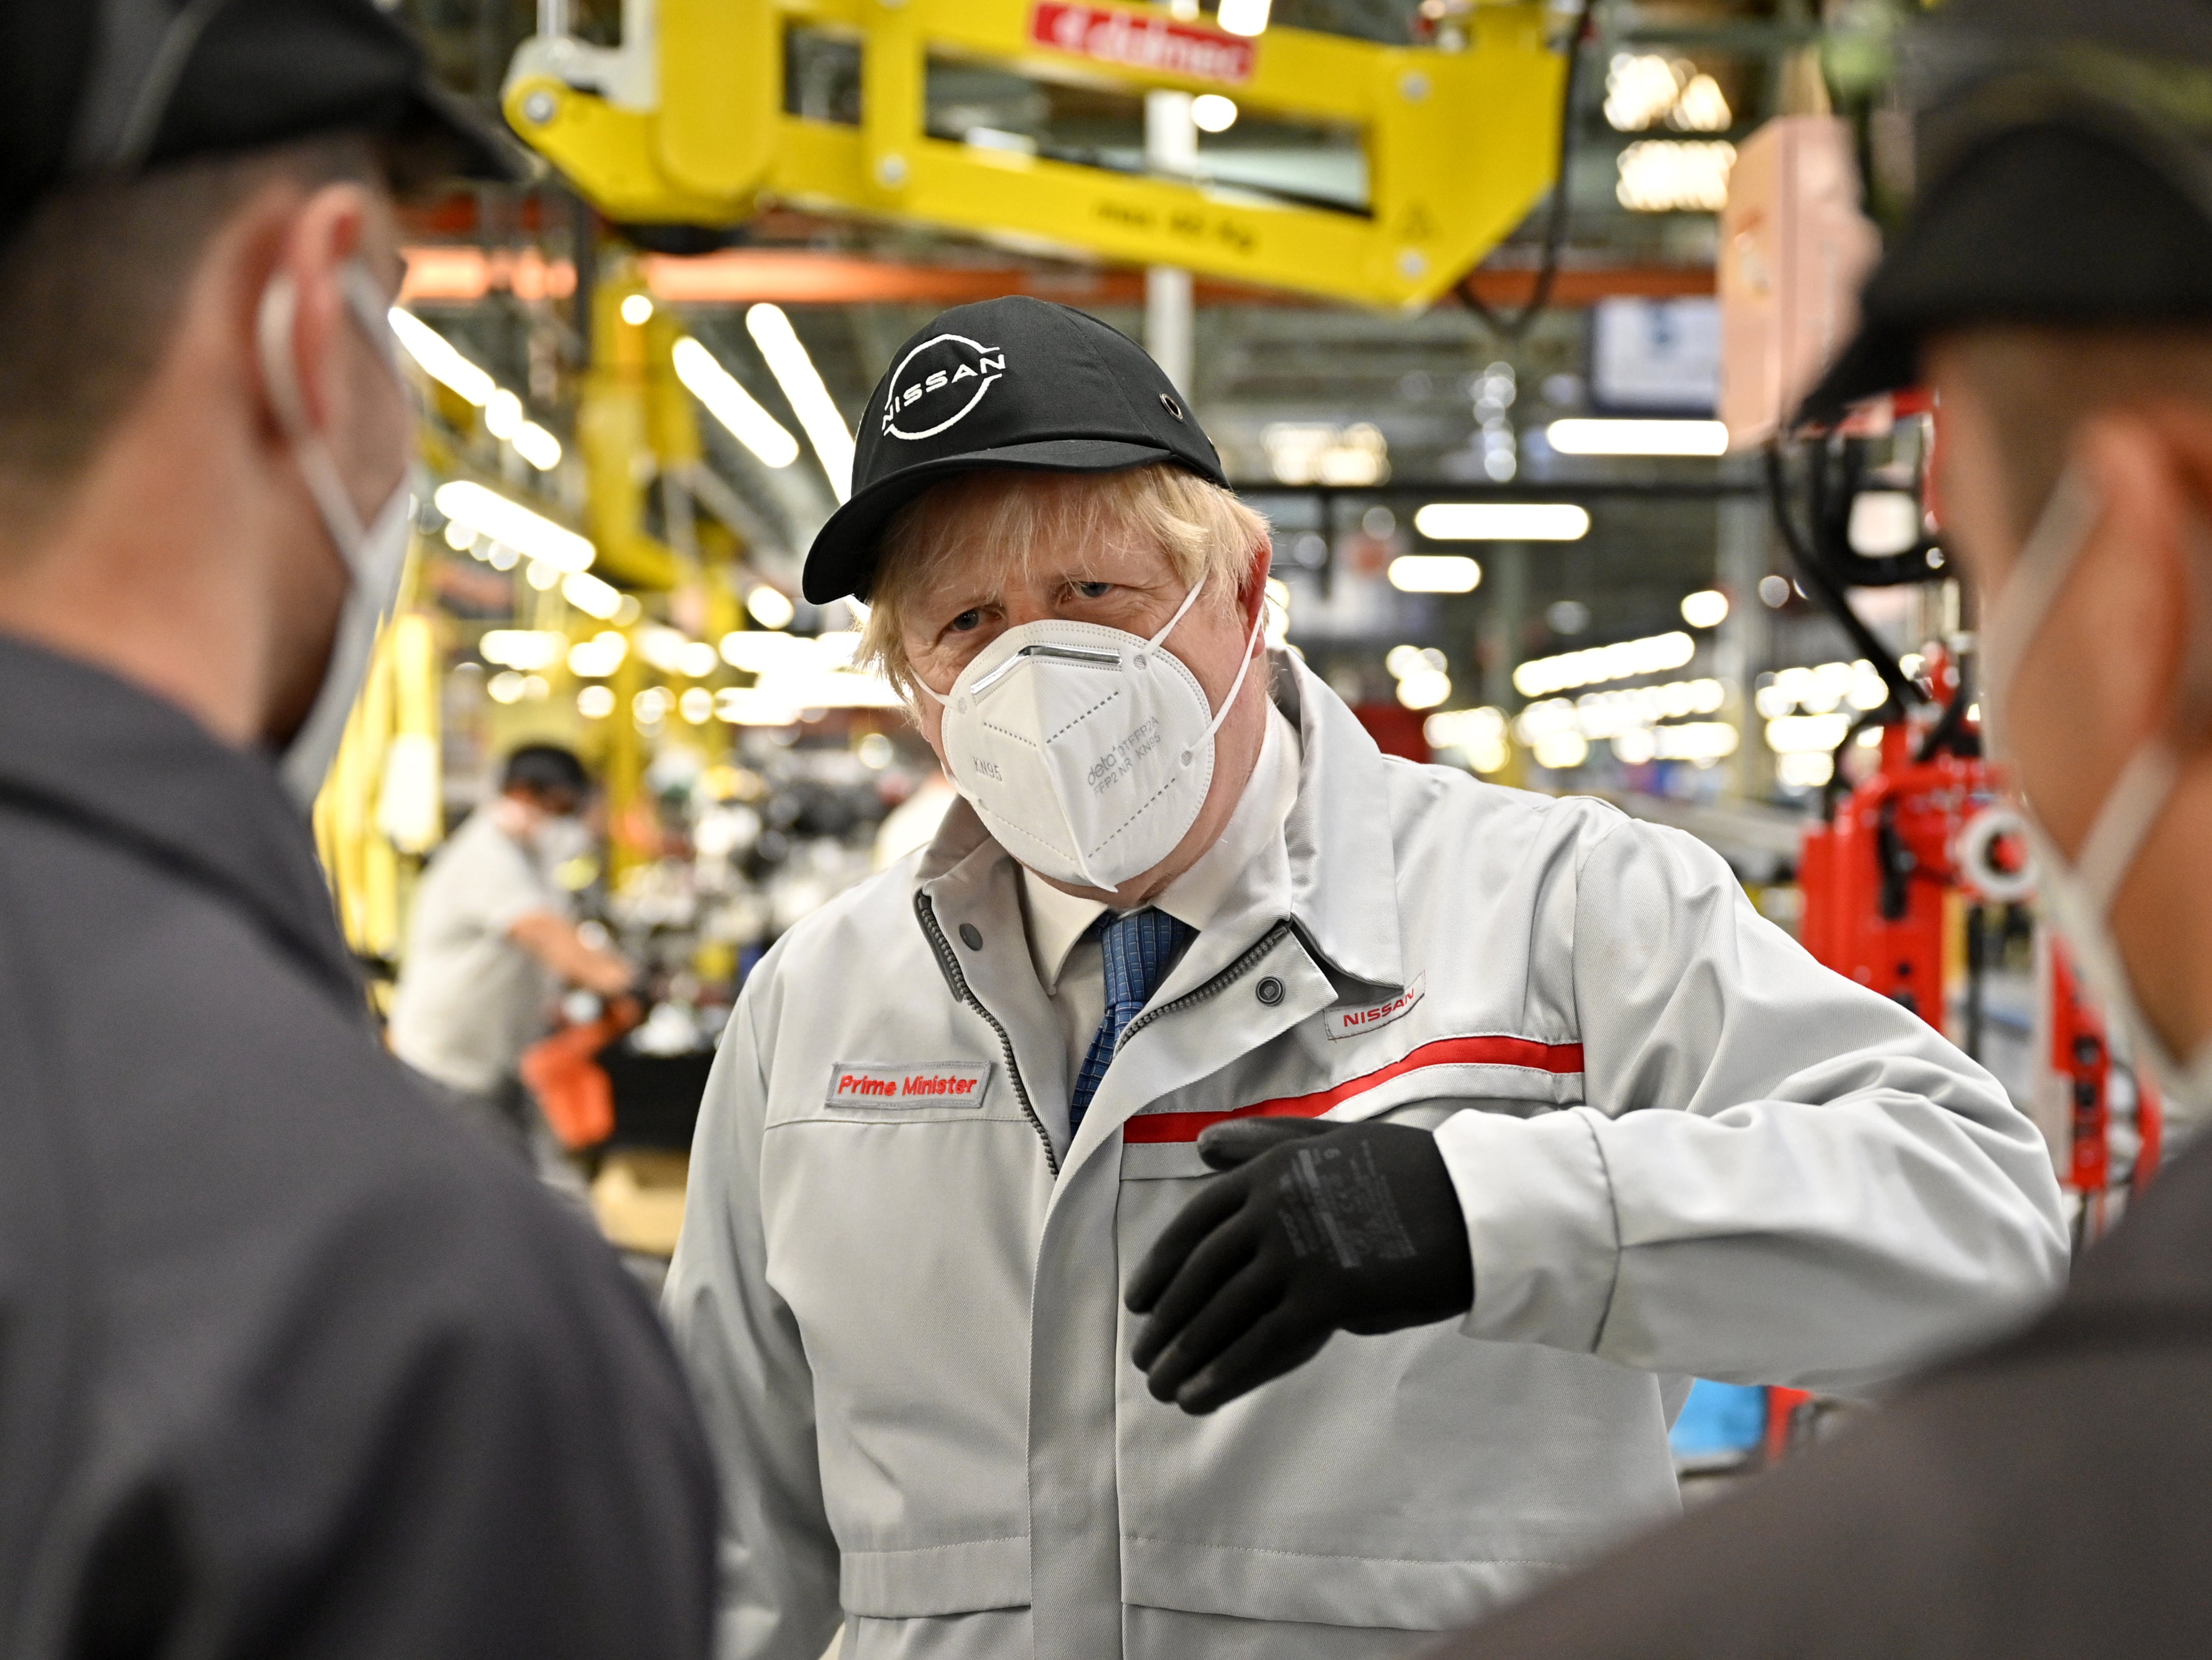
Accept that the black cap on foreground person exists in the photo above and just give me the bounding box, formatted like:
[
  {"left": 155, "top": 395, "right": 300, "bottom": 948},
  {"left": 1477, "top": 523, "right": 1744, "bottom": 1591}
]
[
  {"left": 1440, "top": 5, "right": 2212, "bottom": 1659},
  {"left": 0, "top": 4, "right": 714, "bottom": 1657},
  {"left": 802, "top": 294, "right": 1229, "bottom": 603}
]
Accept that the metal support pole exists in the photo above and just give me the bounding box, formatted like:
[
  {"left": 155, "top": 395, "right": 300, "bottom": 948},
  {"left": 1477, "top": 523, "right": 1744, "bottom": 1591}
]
[
  {"left": 1480, "top": 542, "right": 1529, "bottom": 711},
  {"left": 1144, "top": 91, "right": 1197, "bottom": 396},
  {"left": 1716, "top": 486, "right": 1774, "bottom": 800}
]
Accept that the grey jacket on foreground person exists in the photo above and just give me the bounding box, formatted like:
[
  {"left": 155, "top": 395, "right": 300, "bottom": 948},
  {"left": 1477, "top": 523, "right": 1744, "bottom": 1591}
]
[
  {"left": 665, "top": 653, "right": 2065, "bottom": 1660},
  {"left": 1436, "top": 1137, "right": 2212, "bottom": 1660},
  {"left": 0, "top": 635, "right": 717, "bottom": 1656}
]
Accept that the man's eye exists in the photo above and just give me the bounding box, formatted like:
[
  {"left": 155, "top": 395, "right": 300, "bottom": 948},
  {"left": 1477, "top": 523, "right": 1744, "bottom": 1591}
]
[
  {"left": 947, "top": 609, "right": 983, "bottom": 634},
  {"left": 1072, "top": 581, "right": 1112, "bottom": 600}
]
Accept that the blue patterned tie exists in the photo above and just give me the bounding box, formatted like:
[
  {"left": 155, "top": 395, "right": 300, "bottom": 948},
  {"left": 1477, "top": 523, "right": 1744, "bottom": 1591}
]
[{"left": 1069, "top": 908, "right": 1196, "bottom": 1135}]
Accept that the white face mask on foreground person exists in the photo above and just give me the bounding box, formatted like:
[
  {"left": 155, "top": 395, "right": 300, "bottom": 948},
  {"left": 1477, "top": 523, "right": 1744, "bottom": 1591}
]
[
  {"left": 255, "top": 256, "right": 414, "bottom": 808},
  {"left": 1982, "top": 467, "right": 2212, "bottom": 1114},
  {"left": 918, "top": 571, "right": 1266, "bottom": 890}
]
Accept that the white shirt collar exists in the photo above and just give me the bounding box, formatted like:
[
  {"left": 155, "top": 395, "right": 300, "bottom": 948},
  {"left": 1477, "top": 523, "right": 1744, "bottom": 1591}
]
[{"left": 1019, "top": 704, "right": 1301, "bottom": 993}]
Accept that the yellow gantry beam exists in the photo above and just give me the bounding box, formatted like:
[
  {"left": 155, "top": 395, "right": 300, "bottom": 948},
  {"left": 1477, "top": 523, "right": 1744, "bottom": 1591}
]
[{"left": 505, "top": 0, "right": 1566, "bottom": 311}]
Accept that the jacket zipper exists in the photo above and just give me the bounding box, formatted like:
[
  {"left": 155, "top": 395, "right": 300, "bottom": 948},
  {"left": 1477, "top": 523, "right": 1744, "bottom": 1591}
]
[
  {"left": 915, "top": 891, "right": 1060, "bottom": 1176},
  {"left": 1114, "top": 919, "right": 1296, "bottom": 1052}
]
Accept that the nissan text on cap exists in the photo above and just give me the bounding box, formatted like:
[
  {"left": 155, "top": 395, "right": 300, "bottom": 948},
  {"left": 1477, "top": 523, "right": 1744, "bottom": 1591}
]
[{"left": 802, "top": 296, "right": 1228, "bottom": 605}]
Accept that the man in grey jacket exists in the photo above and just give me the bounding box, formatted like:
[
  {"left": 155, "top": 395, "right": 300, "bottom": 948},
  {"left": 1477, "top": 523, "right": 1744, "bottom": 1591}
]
[
  {"left": 666, "top": 295, "right": 2067, "bottom": 1660},
  {"left": 0, "top": 2, "right": 713, "bottom": 1653},
  {"left": 1442, "top": 1, "right": 2212, "bottom": 1654}
]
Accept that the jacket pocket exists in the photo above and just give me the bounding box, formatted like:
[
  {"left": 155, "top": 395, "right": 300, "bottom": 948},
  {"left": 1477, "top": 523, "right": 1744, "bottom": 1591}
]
[
  {"left": 1113, "top": 1160, "right": 1681, "bottom": 1631},
  {"left": 839, "top": 1536, "right": 1031, "bottom": 1618},
  {"left": 1120, "top": 1536, "right": 1572, "bottom": 1630}
]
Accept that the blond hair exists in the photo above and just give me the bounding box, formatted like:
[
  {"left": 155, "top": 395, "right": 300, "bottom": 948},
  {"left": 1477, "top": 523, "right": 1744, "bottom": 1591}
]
[{"left": 858, "top": 463, "right": 1270, "bottom": 703}]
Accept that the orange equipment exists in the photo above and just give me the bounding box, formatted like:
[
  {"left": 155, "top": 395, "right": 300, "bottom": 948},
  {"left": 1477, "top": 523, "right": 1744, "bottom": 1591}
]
[{"left": 521, "top": 997, "right": 643, "bottom": 1152}]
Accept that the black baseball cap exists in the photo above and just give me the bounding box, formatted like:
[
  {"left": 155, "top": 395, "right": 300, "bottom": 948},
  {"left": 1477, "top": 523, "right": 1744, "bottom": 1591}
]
[
  {"left": 2, "top": 0, "right": 522, "bottom": 257},
  {"left": 803, "top": 296, "right": 1229, "bottom": 604},
  {"left": 1800, "top": 0, "right": 2212, "bottom": 425}
]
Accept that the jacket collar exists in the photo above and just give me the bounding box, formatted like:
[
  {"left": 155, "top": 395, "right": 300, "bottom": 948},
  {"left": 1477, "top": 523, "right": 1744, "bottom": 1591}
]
[
  {"left": 0, "top": 634, "right": 362, "bottom": 1005},
  {"left": 1274, "top": 651, "right": 1405, "bottom": 998},
  {"left": 914, "top": 649, "right": 1405, "bottom": 1000}
]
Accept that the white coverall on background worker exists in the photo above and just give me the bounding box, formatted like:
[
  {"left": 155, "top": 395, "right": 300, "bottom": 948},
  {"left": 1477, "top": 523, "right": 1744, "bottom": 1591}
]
[
  {"left": 664, "top": 297, "right": 2069, "bottom": 1660},
  {"left": 390, "top": 743, "right": 629, "bottom": 1156}
]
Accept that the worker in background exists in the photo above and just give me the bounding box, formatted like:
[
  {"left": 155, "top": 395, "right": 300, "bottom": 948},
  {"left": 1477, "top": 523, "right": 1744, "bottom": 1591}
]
[
  {"left": 0, "top": 1, "right": 713, "bottom": 1652},
  {"left": 663, "top": 294, "right": 2066, "bottom": 1660},
  {"left": 1439, "top": 2, "right": 2212, "bottom": 1654},
  {"left": 390, "top": 742, "right": 636, "bottom": 1163}
]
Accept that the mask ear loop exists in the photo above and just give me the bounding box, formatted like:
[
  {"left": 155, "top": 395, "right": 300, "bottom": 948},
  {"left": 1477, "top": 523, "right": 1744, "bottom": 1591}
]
[
  {"left": 1178, "top": 576, "right": 1271, "bottom": 769},
  {"left": 1981, "top": 463, "right": 2103, "bottom": 760},
  {"left": 258, "top": 272, "right": 369, "bottom": 554},
  {"left": 1132, "top": 572, "right": 1210, "bottom": 671}
]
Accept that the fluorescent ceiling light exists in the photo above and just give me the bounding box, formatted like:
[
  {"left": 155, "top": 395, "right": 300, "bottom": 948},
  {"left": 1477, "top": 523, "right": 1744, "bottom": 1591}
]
[
  {"left": 1546, "top": 418, "right": 1729, "bottom": 458},
  {"left": 1395, "top": 668, "right": 1452, "bottom": 710},
  {"left": 562, "top": 570, "right": 623, "bottom": 620},
  {"left": 746, "top": 585, "right": 796, "bottom": 629},
  {"left": 747, "top": 304, "right": 855, "bottom": 501},
  {"left": 1680, "top": 588, "right": 1730, "bottom": 628},
  {"left": 1389, "top": 554, "right": 1482, "bottom": 594},
  {"left": 433, "top": 481, "right": 594, "bottom": 573},
  {"left": 1514, "top": 630, "right": 1695, "bottom": 698},
  {"left": 1415, "top": 502, "right": 1591, "bottom": 542},
  {"left": 1616, "top": 139, "right": 1737, "bottom": 213},
  {"left": 479, "top": 629, "right": 564, "bottom": 671},
  {"left": 1192, "top": 94, "right": 1238, "bottom": 133},
  {"left": 674, "top": 337, "right": 800, "bottom": 470},
  {"left": 1766, "top": 712, "right": 1853, "bottom": 755},
  {"left": 1218, "top": 0, "right": 1271, "bottom": 36},
  {"left": 567, "top": 631, "right": 629, "bottom": 676},
  {"left": 511, "top": 421, "right": 563, "bottom": 471},
  {"left": 389, "top": 308, "right": 495, "bottom": 405}
]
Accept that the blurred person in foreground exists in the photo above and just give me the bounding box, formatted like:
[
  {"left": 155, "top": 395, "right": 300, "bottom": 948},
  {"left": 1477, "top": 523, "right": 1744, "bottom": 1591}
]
[
  {"left": 1441, "top": 3, "right": 2212, "bottom": 1656},
  {"left": 662, "top": 295, "right": 2065, "bottom": 1660},
  {"left": 390, "top": 741, "right": 635, "bottom": 1161},
  {"left": 0, "top": 2, "right": 711, "bottom": 1653}
]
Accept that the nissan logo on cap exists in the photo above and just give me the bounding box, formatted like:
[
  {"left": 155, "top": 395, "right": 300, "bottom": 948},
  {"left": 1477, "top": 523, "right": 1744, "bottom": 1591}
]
[{"left": 880, "top": 334, "right": 1008, "bottom": 441}]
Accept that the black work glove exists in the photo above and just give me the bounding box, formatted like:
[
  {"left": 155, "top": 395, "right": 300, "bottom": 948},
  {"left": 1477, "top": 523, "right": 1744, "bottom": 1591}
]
[{"left": 1125, "top": 1116, "right": 1475, "bottom": 1415}]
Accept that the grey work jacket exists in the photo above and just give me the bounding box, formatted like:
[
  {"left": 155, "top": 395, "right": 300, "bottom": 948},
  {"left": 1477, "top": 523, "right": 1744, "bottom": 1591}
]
[
  {"left": 666, "top": 656, "right": 2067, "bottom": 1660},
  {"left": 0, "top": 635, "right": 716, "bottom": 1658}
]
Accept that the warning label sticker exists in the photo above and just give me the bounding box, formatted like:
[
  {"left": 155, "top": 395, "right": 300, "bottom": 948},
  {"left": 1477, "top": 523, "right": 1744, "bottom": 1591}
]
[
  {"left": 1323, "top": 977, "right": 1426, "bottom": 1041},
  {"left": 825, "top": 1062, "right": 993, "bottom": 1110}
]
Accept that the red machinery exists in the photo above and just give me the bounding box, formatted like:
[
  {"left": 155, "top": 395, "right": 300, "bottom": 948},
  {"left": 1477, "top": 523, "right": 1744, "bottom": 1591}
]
[
  {"left": 1797, "top": 666, "right": 2008, "bottom": 1030},
  {"left": 1795, "top": 657, "right": 2162, "bottom": 1246}
]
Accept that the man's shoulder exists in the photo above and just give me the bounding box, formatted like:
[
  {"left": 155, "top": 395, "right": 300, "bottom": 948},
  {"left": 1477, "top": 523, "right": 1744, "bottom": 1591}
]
[
  {"left": 1370, "top": 760, "right": 1638, "bottom": 887},
  {"left": 752, "top": 857, "right": 937, "bottom": 986},
  {"left": 0, "top": 797, "right": 627, "bottom": 1301},
  {"left": 1375, "top": 756, "right": 1624, "bottom": 837}
]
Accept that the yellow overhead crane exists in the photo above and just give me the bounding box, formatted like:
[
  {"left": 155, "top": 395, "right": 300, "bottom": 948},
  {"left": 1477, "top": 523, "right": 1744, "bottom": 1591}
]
[{"left": 503, "top": 0, "right": 1569, "bottom": 310}]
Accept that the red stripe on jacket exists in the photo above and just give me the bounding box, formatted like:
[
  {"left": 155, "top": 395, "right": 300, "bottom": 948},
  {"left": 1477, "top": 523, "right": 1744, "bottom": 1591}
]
[{"left": 1123, "top": 1033, "right": 1586, "bottom": 1145}]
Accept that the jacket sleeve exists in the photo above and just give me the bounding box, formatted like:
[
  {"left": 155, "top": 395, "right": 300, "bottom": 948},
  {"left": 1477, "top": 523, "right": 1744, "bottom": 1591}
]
[
  {"left": 664, "top": 973, "right": 844, "bottom": 1660},
  {"left": 1435, "top": 811, "right": 2069, "bottom": 1393}
]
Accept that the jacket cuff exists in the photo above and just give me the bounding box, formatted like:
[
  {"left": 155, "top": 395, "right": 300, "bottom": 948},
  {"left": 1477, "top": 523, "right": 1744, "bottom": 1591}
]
[{"left": 1434, "top": 1108, "right": 1621, "bottom": 1352}]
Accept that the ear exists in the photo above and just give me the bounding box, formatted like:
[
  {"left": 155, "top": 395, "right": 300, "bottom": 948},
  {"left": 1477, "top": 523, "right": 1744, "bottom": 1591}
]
[
  {"left": 255, "top": 183, "right": 373, "bottom": 443},
  {"left": 1236, "top": 538, "right": 1272, "bottom": 630}
]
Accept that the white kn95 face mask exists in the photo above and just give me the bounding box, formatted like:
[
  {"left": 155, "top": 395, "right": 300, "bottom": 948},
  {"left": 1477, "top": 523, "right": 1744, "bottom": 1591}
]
[
  {"left": 256, "top": 258, "right": 416, "bottom": 810},
  {"left": 920, "top": 573, "right": 1265, "bottom": 890}
]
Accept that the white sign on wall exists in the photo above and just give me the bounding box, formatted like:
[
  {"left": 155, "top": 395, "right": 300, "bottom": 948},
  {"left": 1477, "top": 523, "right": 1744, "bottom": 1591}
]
[{"left": 1590, "top": 296, "right": 1721, "bottom": 414}]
